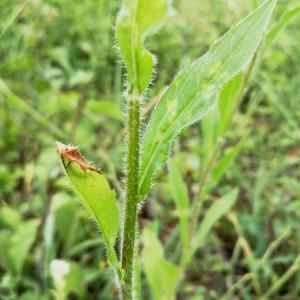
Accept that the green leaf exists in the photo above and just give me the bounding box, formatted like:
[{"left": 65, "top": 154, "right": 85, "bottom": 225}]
[
  {"left": 218, "top": 73, "right": 243, "bottom": 136},
  {"left": 190, "top": 189, "right": 238, "bottom": 260},
  {"left": 134, "top": 257, "right": 142, "bottom": 300},
  {"left": 169, "top": 157, "right": 190, "bottom": 248},
  {"left": 43, "top": 213, "right": 55, "bottom": 270},
  {"left": 116, "top": 0, "right": 168, "bottom": 93},
  {"left": 1, "top": 219, "right": 40, "bottom": 275},
  {"left": 264, "top": 5, "right": 300, "bottom": 51},
  {"left": 0, "top": 230, "right": 12, "bottom": 270},
  {"left": 139, "top": 0, "right": 277, "bottom": 199},
  {"left": 201, "top": 73, "right": 243, "bottom": 161},
  {"left": 201, "top": 103, "right": 220, "bottom": 163},
  {"left": 10, "top": 219, "right": 40, "bottom": 274},
  {"left": 51, "top": 193, "right": 77, "bottom": 242},
  {"left": 56, "top": 142, "right": 119, "bottom": 264},
  {"left": 252, "top": 5, "right": 300, "bottom": 80},
  {"left": 208, "top": 136, "right": 247, "bottom": 192},
  {"left": 86, "top": 100, "right": 124, "bottom": 122},
  {"left": 142, "top": 228, "right": 181, "bottom": 300},
  {"left": 0, "top": 206, "right": 22, "bottom": 229}
]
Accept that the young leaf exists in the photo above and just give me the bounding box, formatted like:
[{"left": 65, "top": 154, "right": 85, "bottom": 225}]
[
  {"left": 142, "top": 228, "right": 181, "bottom": 300},
  {"left": 190, "top": 189, "right": 238, "bottom": 261},
  {"left": 264, "top": 5, "right": 300, "bottom": 51},
  {"left": 56, "top": 142, "right": 119, "bottom": 263},
  {"left": 169, "top": 157, "right": 190, "bottom": 249},
  {"left": 208, "top": 136, "right": 247, "bottom": 192},
  {"left": 139, "top": 0, "right": 277, "bottom": 199},
  {"left": 218, "top": 73, "right": 244, "bottom": 136},
  {"left": 252, "top": 5, "right": 300, "bottom": 78},
  {"left": 116, "top": 0, "right": 168, "bottom": 93},
  {"left": 201, "top": 103, "right": 220, "bottom": 163}
]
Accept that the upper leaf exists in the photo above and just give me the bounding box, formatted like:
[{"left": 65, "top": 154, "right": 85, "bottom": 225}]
[
  {"left": 56, "top": 142, "right": 119, "bottom": 251},
  {"left": 115, "top": 0, "right": 168, "bottom": 93},
  {"left": 139, "top": 0, "right": 277, "bottom": 199}
]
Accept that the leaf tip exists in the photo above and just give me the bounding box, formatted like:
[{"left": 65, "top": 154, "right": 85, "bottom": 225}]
[{"left": 55, "top": 141, "right": 101, "bottom": 173}]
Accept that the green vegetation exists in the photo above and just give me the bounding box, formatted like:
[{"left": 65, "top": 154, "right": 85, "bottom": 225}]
[{"left": 0, "top": 0, "right": 300, "bottom": 299}]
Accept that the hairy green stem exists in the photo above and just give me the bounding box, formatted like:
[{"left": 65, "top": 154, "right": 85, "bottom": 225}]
[{"left": 121, "top": 91, "right": 140, "bottom": 299}]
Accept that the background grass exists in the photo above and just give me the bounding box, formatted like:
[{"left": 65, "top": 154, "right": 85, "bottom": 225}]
[{"left": 0, "top": 0, "right": 299, "bottom": 299}]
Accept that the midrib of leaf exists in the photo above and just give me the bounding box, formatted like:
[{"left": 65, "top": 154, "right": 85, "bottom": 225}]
[{"left": 139, "top": 14, "right": 260, "bottom": 197}]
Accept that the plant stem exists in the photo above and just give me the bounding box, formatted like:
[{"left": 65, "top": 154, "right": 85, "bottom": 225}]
[{"left": 121, "top": 91, "right": 140, "bottom": 300}]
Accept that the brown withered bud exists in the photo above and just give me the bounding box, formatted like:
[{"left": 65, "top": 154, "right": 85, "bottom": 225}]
[{"left": 55, "top": 141, "right": 101, "bottom": 173}]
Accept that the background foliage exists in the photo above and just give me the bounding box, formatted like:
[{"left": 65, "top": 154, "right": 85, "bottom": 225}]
[{"left": 0, "top": 0, "right": 299, "bottom": 299}]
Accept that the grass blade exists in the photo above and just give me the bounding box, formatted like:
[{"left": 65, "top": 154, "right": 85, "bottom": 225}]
[
  {"left": 189, "top": 189, "right": 238, "bottom": 262},
  {"left": 169, "top": 157, "right": 190, "bottom": 249}
]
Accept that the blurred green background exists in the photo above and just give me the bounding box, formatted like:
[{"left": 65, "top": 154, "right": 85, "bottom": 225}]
[{"left": 0, "top": 0, "right": 299, "bottom": 299}]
